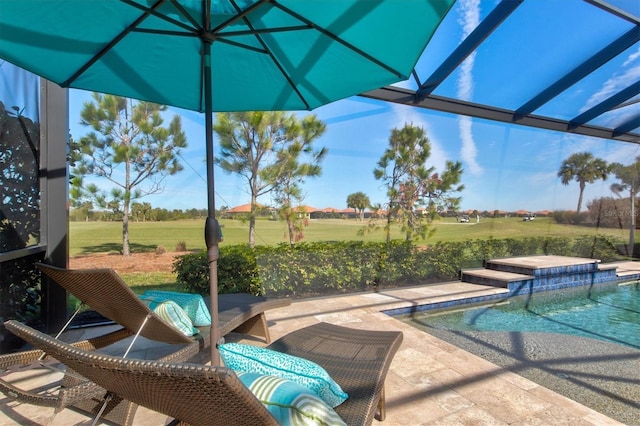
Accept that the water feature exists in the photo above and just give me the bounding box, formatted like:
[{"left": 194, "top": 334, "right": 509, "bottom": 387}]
[
  {"left": 398, "top": 281, "right": 640, "bottom": 425},
  {"left": 404, "top": 282, "right": 639, "bottom": 349}
]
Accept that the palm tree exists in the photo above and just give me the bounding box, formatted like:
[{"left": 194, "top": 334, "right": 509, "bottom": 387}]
[
  {"left": 610, "top": 157, "right": 640, "bottom": 256},
  {"left": 558, "top": 152, "right": 609, "bottom": 215}
]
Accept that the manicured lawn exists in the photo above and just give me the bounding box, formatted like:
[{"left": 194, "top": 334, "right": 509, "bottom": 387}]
[
  {"left": 70, "top": 217, "right": 632, "bottom": 256},
  {"left": 68, "top": 216, "right": 634, "bottom": 296}
]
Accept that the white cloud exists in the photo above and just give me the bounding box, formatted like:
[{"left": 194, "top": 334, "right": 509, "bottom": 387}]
[
  {"left": 459, "top": 115, "right": 482, "bottom": 175},
  {"left": 556, "top": 131, "right": 640, "bottom": 166},
  {"left": 601, "top": 142, "right": 640, "bottom": 165},
  {"left": 622, "top": 49, "right": 640, "bottom": 68},
  {"left": 455, "top": 0, "right": 482, "bottom": 176},
  {"left": 457, "top": 0, "right": 481, "bottom": 39},
  {"left": 580, "top": 47, "right": 640, "bottom": 113}
]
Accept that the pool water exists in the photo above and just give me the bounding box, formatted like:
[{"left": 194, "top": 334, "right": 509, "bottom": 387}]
[{"left": 405, "top": 282, "right": 640, "bottom": 349}]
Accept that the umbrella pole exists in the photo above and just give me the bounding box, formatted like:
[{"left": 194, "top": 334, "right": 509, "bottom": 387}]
[
  {"left": 205, "top": 214, "right": 220, "bottom": 366},
  {"left": 203, "top": 38, "right": 221, "bottom": 366}
]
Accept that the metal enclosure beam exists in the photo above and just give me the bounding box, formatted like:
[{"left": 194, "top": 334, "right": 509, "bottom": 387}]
[
  {"left": 360, "top": 86, "right": 640, "bottom": 143},
  {"left": 415, "top": 0, "right": 523, "bottom": 99},
  {"left": 613, "top": 114, "right": 640, "bottom": 137},
  {"left": 569, "top": 82, "right": 640, "bottom": 129},
  {"left": 360, "top": 0, "right": 640, "bottom": 144},
  {"left": 514, "top": 27, "right": 640, "bottom": 120}
]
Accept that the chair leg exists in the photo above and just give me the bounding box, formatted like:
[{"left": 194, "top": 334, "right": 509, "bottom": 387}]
[
  {"left": 232, "top": 313, "right": 271, "bottom": 343},
  {"left": 91, "top": 393, "right": 113, "bottom": 426},
  {"left": 375, "top": 386, "right": 386, "bottom": 421}
]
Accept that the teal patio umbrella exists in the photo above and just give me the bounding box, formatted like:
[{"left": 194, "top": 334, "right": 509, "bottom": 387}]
[{"left": 0, "top": 0, "right": 454, "bottom": 364}]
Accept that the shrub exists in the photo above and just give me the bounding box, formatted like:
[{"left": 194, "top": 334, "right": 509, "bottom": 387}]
[
  {"left": 572, "top": 234, "right": 625, "bottom": 262},
  {"left": 173, "top": 252, "right": 208, "bottom": 293},
  {"left": 175, "top": 241, "right": 187, "bottom": 252},
  {"left": 172, "top": 235, "right": 624, "bottom": 298},
  {"left": 155, "top": 245, "right": 166, "bottom": 255},
  {"left": 551, "top": 210, "right": 590, "bottom": 225},
  {"left": 173, "top": 245, "right": 264, "bottom": 296}
]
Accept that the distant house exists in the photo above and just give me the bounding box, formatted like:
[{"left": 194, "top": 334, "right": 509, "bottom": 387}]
[
  {"left": 227, "top": 203, "right": 254, "bottom": 214},
  {"left": 226, "top": 203, "right": 274, "bottom": 218},
  {"left": 226, "top": 204, "right": 384, "bottom": 220},
  {"left": 293, "top": 205, "right": 319, "bottom": 220}
]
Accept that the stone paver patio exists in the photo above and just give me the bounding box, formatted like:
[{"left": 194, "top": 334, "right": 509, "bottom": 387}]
[{"left": 0, "top": 281, "right": 626, "bottom": 425}]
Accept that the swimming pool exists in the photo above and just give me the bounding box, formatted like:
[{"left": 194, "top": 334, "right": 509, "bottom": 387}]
[{"left": 402, "top": 281, "right": 640, "bottom": 349}]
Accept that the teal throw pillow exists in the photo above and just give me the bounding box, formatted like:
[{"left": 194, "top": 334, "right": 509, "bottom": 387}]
[
  {"left": 237, "top": 372, "right": 346, "bottom": 426},
  {"left": 142, "top": 290, "right": 211, "bottom": 326},
  {"left": 140, "top": 297, "right": 198, "bottom": 336},
  {"left": 219, "top": 343, "right": 348, "bottom": 408}
]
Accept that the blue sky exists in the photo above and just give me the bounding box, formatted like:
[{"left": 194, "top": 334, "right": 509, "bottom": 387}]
[{"left": 67, "top": 0, "right": 640, "bottom": 214}]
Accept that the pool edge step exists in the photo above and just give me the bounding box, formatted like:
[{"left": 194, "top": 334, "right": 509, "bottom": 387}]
[{"left": 461, "top": 268, "right": 532, "bottom": 288}]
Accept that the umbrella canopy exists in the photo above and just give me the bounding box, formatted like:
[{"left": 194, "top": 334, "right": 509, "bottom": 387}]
[{"left": 0, "top": 0, "right": 454, "bottom": 364}]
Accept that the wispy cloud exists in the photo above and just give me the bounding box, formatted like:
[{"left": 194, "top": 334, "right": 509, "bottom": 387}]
[
  {"left": 622, "top": 49, "right": 640, "bottom": 67},
  {"left": 580, "top": 47, "right": 640, "bottom": 115},
  {"left": 456, "top": 0, "right": 482, "bottom": 176},
  {"left": 602, "top": 142, "right": 640, "bottom": 165}
]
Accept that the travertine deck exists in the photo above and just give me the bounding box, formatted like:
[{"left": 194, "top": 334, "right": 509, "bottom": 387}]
[{"left": 0, "top": 280, "right": 625, "bottom": 425}]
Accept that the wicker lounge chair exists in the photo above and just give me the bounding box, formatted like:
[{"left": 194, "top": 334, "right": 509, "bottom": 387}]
[
  {"left": 0, "top": 263, "right": 289, "bottom": 425},
  {"left": 35, "top": 263, "right": 291, "bottom": 348},
  {"left": 4, "top": 319, "right": 402, "bottom": 426},
  {"left": 267, "top": 322, "right": 403, "bottom": 425}
]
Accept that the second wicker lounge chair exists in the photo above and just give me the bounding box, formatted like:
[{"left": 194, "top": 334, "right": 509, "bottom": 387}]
[
  {"left": 5, "top": 319, "right": 402, "bottom": 426},
  {"left": 0, "top": 263, "right": 289, "bottom": 425}
]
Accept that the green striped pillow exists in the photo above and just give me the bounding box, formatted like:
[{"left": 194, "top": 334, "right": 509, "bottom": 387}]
[
  {"left": 237, "top": 372, "right": 346, "bottom": 426},
  {"left": 142, "top": 290, "right": 211, "bottom": 326},
  {"left": 140, "top": 297, "right": 198, "bottom": 336}
]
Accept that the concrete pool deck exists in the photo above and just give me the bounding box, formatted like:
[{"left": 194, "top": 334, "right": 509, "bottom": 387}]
[{"left": 2, "top": 276, "right": 636, "bottom": 425}]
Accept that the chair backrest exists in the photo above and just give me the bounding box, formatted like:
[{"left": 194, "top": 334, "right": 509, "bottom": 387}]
[
  {"left": 36, "top": 263, "right": 193, "bottom": 345},
  {"left": 4, "top": 320, "right": 278, "bottom": 426}
]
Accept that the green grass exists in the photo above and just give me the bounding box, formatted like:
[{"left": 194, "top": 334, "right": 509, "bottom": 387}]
[{"left": 70, "top": 217, "right": 633, "bottom": 256}]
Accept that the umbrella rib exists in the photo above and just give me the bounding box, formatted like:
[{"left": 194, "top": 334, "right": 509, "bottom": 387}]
[
  {"left": 210, "top": 0, "right": 270, "bottom": 34},
  {"left": 216, "top": 38, "right": 267, "bottom": 54},
  {"left": 130, "top": 28, "right": 197, "bottom": 37},
  {"left": 228, "top": 0, "right": 311, "bottom": 110},
  {"left": 220, "top": 25, "right": 310, "bottom": 37},
  {"left": 122, "top": 0, "right": 202, "bottom": 33},
  {"left": 214, "top": 25, "right": 313, "bottom": 54},
  {"left": 169, "top": 0, "right": 205, "bottom": 30},
  {"left": 62, "top": 0, "right": 177, "bottom": 87},
  {"left": 273, "top": 2, "right": 406, "bottom": 79}
]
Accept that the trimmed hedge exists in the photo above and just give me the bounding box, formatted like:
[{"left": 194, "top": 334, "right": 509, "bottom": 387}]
[{"left": 173, "top": 235, "right": 625, "bottom": 298}]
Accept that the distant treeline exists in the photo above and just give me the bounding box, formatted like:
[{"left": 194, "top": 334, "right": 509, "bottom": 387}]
[
  {"left": 69, "top": 205, "right": 279, "bottom": 222},
  {"left": 70, "top": 195, "right": 638, "bottom": 228},
  {"left": 70, "top": 206, "right": 211, "bottom": 222}
]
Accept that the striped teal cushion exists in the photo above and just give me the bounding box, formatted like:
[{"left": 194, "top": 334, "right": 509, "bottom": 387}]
[
  {"left": 140, "top": 297, "right": 198, "bottom": 336},
  {"left": 142, "top": 290, "right": 211, "bottom": 326},
  {"left": 220, "top": 343, "right": 348, "bottom": 408},
  {"left": 237, "top": 372, "right": 346, "bottom": 426}
]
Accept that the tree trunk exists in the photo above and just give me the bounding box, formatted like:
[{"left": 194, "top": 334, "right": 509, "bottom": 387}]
[
  {"left": 629, "top": 188, "right": 636, "bottom": 257},
  {"left": 287, "top": 216, "right": 295, "bottom": 247},
  {"left": 249, "top": 194, "right": 257, "bottom": 248},
  {"left": 385, "top": 212, "right": 392, "bottom": 245},
  {"left": 122, "top": 201, "right": 130, "bottom": 256},
  {"left": 576, "top": 181, "right": 585, "bottom": 215},
  {"left": 123, "top": 160, "right": 131, "bottom": 255}
]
